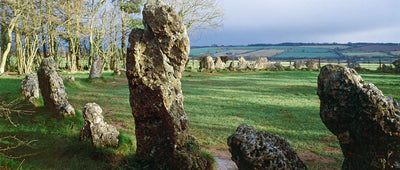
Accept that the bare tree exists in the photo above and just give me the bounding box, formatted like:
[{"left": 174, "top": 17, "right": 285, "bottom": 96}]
[
  {"left": 0, "top": 0, "right": 27, "bottom": 74},
  {"left": 163, "top": 0, "right": 224, "bottom": 35}
]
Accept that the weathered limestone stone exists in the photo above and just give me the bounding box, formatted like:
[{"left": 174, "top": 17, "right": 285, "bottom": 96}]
[
  {"left": 21, "top": 73, "right": 39, "bottom": 104},
  {"left": 393, "top": 59, "right": 400, "bottom": 72},
  {"left": 254, "top": 57, "right": 269, "bottom": 69},
  {"left": 348, "top": 62, "right": 361, "bottom": 69},
  {"left": 199, "top": 56, "right": 215, "bottom": 70},
  {"left": 228, "top": 61, "right": 235, "bottom": 71},
  {"left": 37, "top": 57, "right": 75, "bottom": 117},
  {"left": 228, "top": 124, "right": 306, "bottom": 170},
  {"left": 318, "top": 64, "right": 400, "bottom": 169},
  {"left": 305, "top": 59, "right": 318, "bottom": 69},
  {"left": 126, "top": 0, "right": 212, "bottom": 168},
  {"left": 113, "top": 68, "right": 126, "bottom": 75},
  {"left": 58, "top": 74, "right": 75, "bottom": 82},
  {"left": 214, "top": 57, "right": 226, "bottom": 70},
  {"left": 89, "top": 54, "right": 103, "bottom": 78},
  {"left": 80, "top": 103, "right": 119, "bottom": 147},
  {"left": 293, "top": 60, "right": 305, "bottom": 69},
  {"left": 274, "top": 62, "right": 282, "bottom": 68},
  {"left": 237, "top": 56, "right": 248, "bottom": 69}
]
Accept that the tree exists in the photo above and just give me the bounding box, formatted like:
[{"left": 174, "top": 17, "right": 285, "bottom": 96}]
[
  {"left": 0, "top": 0, "right": 27, "bottom": 74},
  {"left": 163, "top": 0, "right": 224, "bottom": 35},
  {"left": 116, "top": 0, "right": 143, "bottom": 69}
]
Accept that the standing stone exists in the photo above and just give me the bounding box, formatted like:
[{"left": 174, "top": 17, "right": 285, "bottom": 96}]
[
  {"left": 348, "top": 62, "right": 361, "bottom": 69},
  {"left": 126, "top": 0, "right": 212, "bottom": 169},
  {"left": 89, "top": 54, "right": 103, "bottom": 78},
  {"left": 21, "top": 73, "right": 39, "bottom": 104},
  {"left": 237, "top": 56, "right": 248, "bottom": 69},
  {"left": 37, "top": 57, "right": 75, "bottom": 117},
  {"left": 305, "top": 59, "right": 318, "bottom": 69},
  {"left": 318, "top": 64, "right": 400, "bottom": 169},
  {"left": 293, "top": 60, "right": 305, "bottom": 69},
  {"left": 381, "top": 64, "right": 393, "bottom": 72},
  {"left": 227, "top": 124, "right": 306, "bottom": 170},
  {"left": 254, "top": 57, "right": 269, "bottom": 69},
  {"left": 228, "top": 61, "right": 235, "bottom": 71},
  {"left": 393, "top": 59, "right": 400, "bottom": 72},
  {"left": 199, "top": 56, "right": 215, "bottom": 70},
  {"left": 274, "top": 62, "right": 282, "bottom": 68},
  {"left": 214, "top": 57, "right": 226, "bottom": 70},
  {"left": 80, "top": 103, "right": 119, "bottom": 147}
]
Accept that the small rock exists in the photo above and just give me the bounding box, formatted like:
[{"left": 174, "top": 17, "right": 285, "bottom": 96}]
[
  {"left": 80, "top": 103, "right": 119, "bottom": 147},
  {"left": 21, "top": 73, "right": 39, "bottom": 104},
  {"left": 227, "top": 124, "right": 306, "bottom": 170}
]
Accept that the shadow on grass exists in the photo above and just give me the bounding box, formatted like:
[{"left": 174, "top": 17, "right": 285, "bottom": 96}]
[{"left": 0, "top": 101, "right": 138, "bottom": 169}]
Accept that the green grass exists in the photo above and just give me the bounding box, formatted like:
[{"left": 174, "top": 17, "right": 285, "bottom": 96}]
[{"left": 1, "top": 70, "right": 400, "bottom": 169}]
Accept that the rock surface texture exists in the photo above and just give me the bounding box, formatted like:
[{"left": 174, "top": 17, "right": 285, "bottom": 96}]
[
  {"left": 318, "top": 64, "right": 400, "bottom": 169},
  {"left": 89, "top": 54, "right": 103, "bottom": 78},
  {"left": 37, "top": 57, "right": 75, "bottom": 117},
  {"left": 393, "top": 59, "right": 400, "bottom": 72},
  {"left": 305, "top": 59, "right": 318, "bottom": 69},
  {"left": 294, "top": 60, "right": 305, "bottom": 69},
  {"left": 237, "top": 56, "right": 249, "bottom": 69},
  {"left": 227, "top": 124, "right": 306, "bottom": 170},
  {"left": 126, "top": 0, "right": 212, "bottom": 169},
  {"left": 199, "top": 56, "right": 215, "bottom": 70},
  {"left": 21, "top": 73, "right": 39, "bottom": 104},
  {"left": 80, "top": 103, "right": 119, "bottom": 147},
  {"left": 254, "top": 57, "right": 269, "bottom": 69},
  {"left": 214, "top": 57, "right": 226, "bottom": 70}
]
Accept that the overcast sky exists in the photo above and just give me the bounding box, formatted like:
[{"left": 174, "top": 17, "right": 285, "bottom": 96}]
[{"left": 190, "top": 0, "right": 400, "bottom": 46}]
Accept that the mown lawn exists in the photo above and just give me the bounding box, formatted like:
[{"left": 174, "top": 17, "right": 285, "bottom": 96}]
[{"left": 0, "top": 69, "right": 399, "bottom": 169}]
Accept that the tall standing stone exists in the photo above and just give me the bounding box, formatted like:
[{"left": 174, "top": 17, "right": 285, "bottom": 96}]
[
  {"left": 318, "top": 64, "right": 400, "bottom": 169},
  {"left": 199, "top": 56, "right": 215, "bottom": 70},
  {"left": 254, "top": 57, "right": 269, "bottom": 69},
  {"left": 89, "top": 54, "right": 103, "bottom": 78},
  {"left": 294, "top": 60, "right": 305, "bottom": 69},
  {"left": 126, "top": 0, "right": 212, "bottom": 169},
  {"left": 305, "top": 59, "right": 318, "bottom": 69},
  {"left": 37, "top": 57, "right": 75, "bottom": 117},
  {"left": 393, "top": 59, "right": 400, "bottom": 72},
  {"left": 237, "top": 56, "right": 248, "bottom": 69},
  {"left": 214, "top": 57, "right": 226, "bottom": 70}
]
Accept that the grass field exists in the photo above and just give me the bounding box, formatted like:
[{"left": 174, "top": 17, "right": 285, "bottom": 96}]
[
  {"left": 190, "top": 45, "right": 400, "bottom": 61},
  {"left": 1, "top": 69, "right": 399, "bottom": 169}
]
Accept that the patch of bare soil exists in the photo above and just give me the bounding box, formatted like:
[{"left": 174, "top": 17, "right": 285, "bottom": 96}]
[
  {"left": 321, "top": 146, "right": 342, "bottom": 154},
  {"left": 204, "top": 145, "right": 238, "bottom": 170},
  {"left": 109, "top": 120, "right": 127, "bottom": 130},
  {"left": 298, "top": 150, "right": 335, "bottom": 164},
  {"left": 3, "top": 72, "right": 22, "bottom": 78}
]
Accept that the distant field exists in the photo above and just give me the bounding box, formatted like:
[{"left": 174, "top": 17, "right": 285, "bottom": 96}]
[
  {"left": 241, "top": 49, "right": 286, "bottom": 57},
  {"left": 342, "top": 51, "right": 391, "bottom": 57},
  {"left": 190, "top": 45, "right": 400, "bottom": 62}
]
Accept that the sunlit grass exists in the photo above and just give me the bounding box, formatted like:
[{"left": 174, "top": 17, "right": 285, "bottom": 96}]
[{"left": 1, "top": 69, "right": 399, "bottom": 169}]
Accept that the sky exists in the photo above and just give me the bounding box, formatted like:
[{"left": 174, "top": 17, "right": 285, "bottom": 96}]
[{"left": 190, "top": 0, "right": 400, "bottom": 46}]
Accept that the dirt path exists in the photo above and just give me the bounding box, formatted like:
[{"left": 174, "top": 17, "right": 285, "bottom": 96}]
[{"left": 204, "top": 146, "right": 237, "bottom": 170}]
